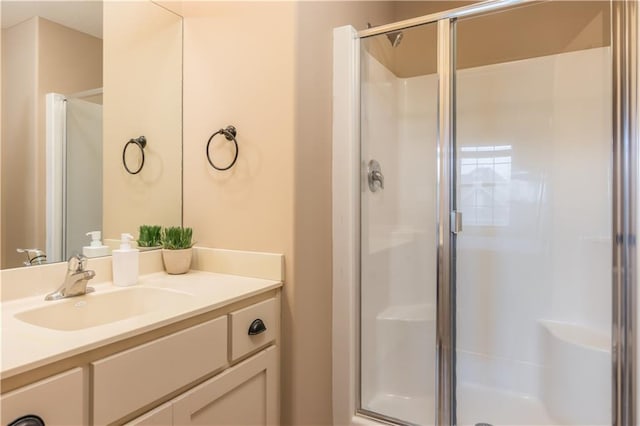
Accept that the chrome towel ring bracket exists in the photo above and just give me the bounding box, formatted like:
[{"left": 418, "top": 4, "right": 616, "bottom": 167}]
[
  {"left": 123, "top": 136, "right": 147, "bottom": 175},
  {"left": 206, "top": 125, "right": 239, "bottom": 171}
]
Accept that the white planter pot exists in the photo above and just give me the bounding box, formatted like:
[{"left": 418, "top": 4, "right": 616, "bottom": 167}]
[{"left": 162, "top": 248, "right": 193, "bottom": 275}]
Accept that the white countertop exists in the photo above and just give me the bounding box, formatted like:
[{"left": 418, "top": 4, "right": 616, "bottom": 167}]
[{"left": 1, "top": 270, "right": 281, "bottom": 379}]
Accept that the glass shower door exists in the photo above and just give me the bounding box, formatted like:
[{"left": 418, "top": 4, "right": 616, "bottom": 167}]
[
  {"left": 359, "top": 22, "right": 439, "bottom": 425},
  {"left": 454, "top": 2, "right": 612, "bottom": 425},
  {"left": 65, "top": 97, "right": 103, "bottom": 257}
]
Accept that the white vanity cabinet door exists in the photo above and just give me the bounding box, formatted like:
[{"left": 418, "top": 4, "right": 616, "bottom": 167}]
[
  {"left": 172, "top": 346, "right": 279, "bottom": 426},
  {"left": 0, "top": 368, "right": 86, "bottom": 426}
]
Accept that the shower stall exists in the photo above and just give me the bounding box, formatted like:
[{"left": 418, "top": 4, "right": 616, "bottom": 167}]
[{"left": 333, "top": 1, "right": 637, "bottom": 425}]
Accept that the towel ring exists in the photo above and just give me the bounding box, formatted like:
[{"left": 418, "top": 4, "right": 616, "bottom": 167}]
[
  {"left": 123, "top": 136, "right": 146, "bottom": 175},
  {"left": 206, "top": 126, "right": 238, "bottom": 171}
]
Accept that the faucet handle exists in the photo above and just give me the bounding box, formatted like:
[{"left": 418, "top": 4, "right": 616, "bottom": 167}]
[{"left": 67, "top": 254, "right": 88, "bottom": 272}]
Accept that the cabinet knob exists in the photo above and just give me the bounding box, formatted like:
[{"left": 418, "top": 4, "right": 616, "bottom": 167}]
[
  {"left": 248, "top": 318, "right": 267, "bottom": 335},
  {"left": 7, "top": 415, "right": 45, "bottom": 426}
]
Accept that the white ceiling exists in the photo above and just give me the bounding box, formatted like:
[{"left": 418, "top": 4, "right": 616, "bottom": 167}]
[{"left": 1, "top": 1, "right": 103, "bottom": 39}]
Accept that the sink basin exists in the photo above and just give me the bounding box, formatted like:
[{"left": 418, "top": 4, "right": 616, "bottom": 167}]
[{"left": 15, "top": 287, "right": 194, "bottom": 331}]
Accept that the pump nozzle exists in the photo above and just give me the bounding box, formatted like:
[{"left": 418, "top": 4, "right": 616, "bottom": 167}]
[
  {"left": 120, "top": 233, "right": 134, "bottom": 250},
  {"left": 86, "top": 231, "right": 102, "bottom": 247}
]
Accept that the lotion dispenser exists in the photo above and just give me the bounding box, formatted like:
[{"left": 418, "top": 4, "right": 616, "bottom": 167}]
[
  {"left": 83, "top": 231, "right": 110, "bottom": 258},
  {"left": 112, "top": 233, "right": 139, "bottom": 287}
]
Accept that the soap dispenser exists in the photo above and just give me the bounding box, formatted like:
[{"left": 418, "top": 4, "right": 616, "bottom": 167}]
[
  {"left": 112, "top": 233, "right": 139, "bottom": 287},
  {"left": 83, "top": 231, "right": 110, "bottom": 258}
]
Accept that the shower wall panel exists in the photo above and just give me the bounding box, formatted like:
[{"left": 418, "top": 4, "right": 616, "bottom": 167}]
[{"left": 455, "top": 46, "right": 612, "bottom": 424}]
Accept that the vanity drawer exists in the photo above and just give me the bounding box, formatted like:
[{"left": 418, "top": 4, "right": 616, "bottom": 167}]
[
  {"left": 229, "top": 297, "right": 278, "bottom": 361},
  {"left": 92, "top": 316, "right": 228, "bottom": 425},
  {"left": 1, "top": 368, "right": 85, "bottom": 426}
]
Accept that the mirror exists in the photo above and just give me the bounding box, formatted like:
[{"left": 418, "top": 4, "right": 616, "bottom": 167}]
[{"left": 1, "top": 1, "right": 183, "bottom": 269}]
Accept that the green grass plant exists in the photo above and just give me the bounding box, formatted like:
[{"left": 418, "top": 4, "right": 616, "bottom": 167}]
[
  {"left": 137, "top": 225, "right": 162, "bottom": 247},
  {"left": 161, "top": 226, "right": 194, "bottom": 250}
]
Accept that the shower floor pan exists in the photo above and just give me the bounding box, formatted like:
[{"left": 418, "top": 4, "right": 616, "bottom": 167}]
[
  {"left": 457, "top": 382, "right": 556, "bottom": 426},
  {"left": 365, "top": 383, "right": 558, "bottom": 426}
]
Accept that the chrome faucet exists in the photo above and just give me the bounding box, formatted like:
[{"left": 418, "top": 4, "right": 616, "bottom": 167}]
[
  {"left": 16, "top": 248, "right": 47, "bottom": 266},
  {"left": 45, "top": 254, "right": 96, "bottom": 301}
]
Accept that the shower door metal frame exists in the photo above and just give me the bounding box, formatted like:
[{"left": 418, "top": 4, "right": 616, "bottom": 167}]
[
  {"left": 354, "top": 0, "right": 638, "bottom": 425},
  {"left": 435, "top": 17, "right": 456, "bottom": 426},
  {"left": 612, "top": 1, "right": 638, "bottom": 425}
]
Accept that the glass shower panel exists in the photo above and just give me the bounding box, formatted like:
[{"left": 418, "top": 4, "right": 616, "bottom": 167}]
[
  {"left": 359, "top": 23, "right": 438, "bottom": 425},
  {"left": 455, "top": 2, "right": 612, "bottom": 425}
]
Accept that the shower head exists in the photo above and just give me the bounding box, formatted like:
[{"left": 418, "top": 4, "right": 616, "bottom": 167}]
[
  {"left": 366, "top": 23, "right": 404, "bottom": 48},
  {"left": 386, "top": 31, "right": 403, "bottom": 48}
]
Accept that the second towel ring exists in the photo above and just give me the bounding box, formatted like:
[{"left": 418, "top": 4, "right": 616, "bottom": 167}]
[
  {"left": 206, "top": 126, "right": 238, "bottom": 171},
  {"left": 123, "top": 136, "right": 146, "bottom": 175}
]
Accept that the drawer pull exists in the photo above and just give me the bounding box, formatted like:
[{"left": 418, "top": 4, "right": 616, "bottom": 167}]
[
  {"left": 8, "top": 415, "right": 45, "bottom": 426},
  {"left": 248, "top": 319, "right": 267, "bottom": 335}
]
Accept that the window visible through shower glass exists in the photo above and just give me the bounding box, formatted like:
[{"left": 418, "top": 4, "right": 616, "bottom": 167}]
[
  {"left": 359, "top": 22, "right": 438, "bottom": 426},
  {"left": 455, "top": 2, "right": 612, "bottom": 425}
]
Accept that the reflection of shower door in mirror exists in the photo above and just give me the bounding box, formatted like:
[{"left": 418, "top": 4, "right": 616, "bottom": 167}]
[
  {"left": 359, "top": 22, "right": 438, "bottom": 426},
  {"left": 46, "top": 91, "right": 103, "bottom": 262}
]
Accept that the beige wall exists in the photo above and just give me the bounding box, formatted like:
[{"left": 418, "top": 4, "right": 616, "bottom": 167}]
[
  {"left": 181, "top": 9, "right": 296, "bottom": 423},
  {"left": 1, "top": 18, "right": 38, "bottom": 269},
  {"left": 1, "top": 17, "right": 101, "bottom": 268},
  {"left": 181, "top": 2, "right": 397, "bottom": 424},
  {"left": 102, "top": 1, "right": 182, "bottom": 241},
  {"left": 293, "top": 3, "right": 399, "bottom": 423},
  {"left": 455, "top": 1, "right": 609, "bottom": 70}
]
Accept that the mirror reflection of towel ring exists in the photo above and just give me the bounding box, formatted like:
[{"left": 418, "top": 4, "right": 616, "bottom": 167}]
[
  {"left": 123, "top": 136, "right": 146, "bottom": 175},
  {"left": 206, "top": 126, "right": 238, "bottom": 171}
]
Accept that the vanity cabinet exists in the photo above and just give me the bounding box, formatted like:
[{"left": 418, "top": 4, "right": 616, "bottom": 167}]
[{"left": 1, "top": 291, "right": 281, "bottom": 426}]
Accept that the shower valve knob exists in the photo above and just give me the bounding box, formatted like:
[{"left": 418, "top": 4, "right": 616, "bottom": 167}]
[{"left": 367, "top": 159, "right": 384, "bottom": 192}]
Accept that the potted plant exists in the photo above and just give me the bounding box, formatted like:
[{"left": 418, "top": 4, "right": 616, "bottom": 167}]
[
  {"left": 137, "top": 225, "right": 162, "bottom": 250},
  {"left": 161, "top": 226, "right": 194, "bottom": 274}
]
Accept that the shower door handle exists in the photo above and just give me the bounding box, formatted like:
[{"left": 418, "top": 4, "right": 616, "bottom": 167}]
[
  {"left": 451, "top": 211, "right": 463, "bottom": 234},
  {"left": 368, "top": 160, "right": 384, "bottom": 192}
]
